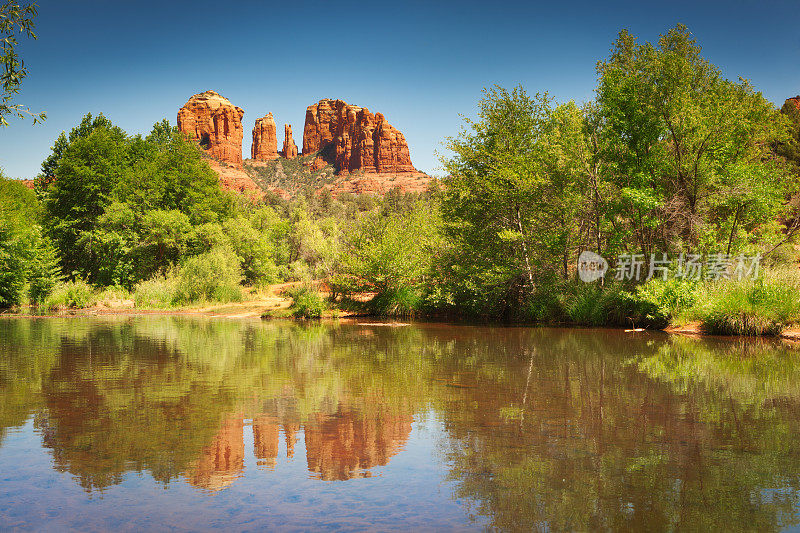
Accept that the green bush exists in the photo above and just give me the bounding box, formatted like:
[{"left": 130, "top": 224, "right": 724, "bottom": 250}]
[
  {"left": 557, "top": 282, "right": 668, "bottom": 329},
  {"left": 288, "top": 284, "right": 326, "bottom": 318},
  {"left": 634, "top": 277, "right": 699, "bottom": 322},
  {"left": 44, "top": 279, "right": 97, "bottom": 309},
  {"left": 175, "top": 246, "right": 243, "bottom": 304},
  {"left": 369, "top": 286, "right": 423, "bottom": 317}
]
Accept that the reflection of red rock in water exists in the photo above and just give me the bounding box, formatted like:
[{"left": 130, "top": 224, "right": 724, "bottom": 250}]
[
  {"left": 186, "top": 416, "right": 245, "bottom": 491},
  {"left": 304, "top": 407, "right": 413, "bottom": 481},
  {"left": 253, "top": 416, "right": 298, "bottom": 470},
  {"left": 187, "top": 407, "right": 411, "bottom": 487},
  {"left": 253, "top": 416, "right": 280, "bottom": 469},
  {"left": 284, "top": 423, "right": 299, "bottom": 458}
]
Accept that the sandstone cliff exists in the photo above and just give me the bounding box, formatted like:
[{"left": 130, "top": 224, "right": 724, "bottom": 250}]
[
  {"left": 282, "top": 123, "right": 298, "bottom": 159},
  {"left": 302, "top": 99, "right": 416, "bottom": 175},
  {"left": 786, "top": 96, "right": 800, "bottom": 111},
  {"left": 251, "top": 113, "right": 279, "bottom": 161},
  {"left": 177, "top": 90, "right": 245, "bottom": 167},
  {"left": 178, "top": 92, "right": 430, "bottom": 197}
]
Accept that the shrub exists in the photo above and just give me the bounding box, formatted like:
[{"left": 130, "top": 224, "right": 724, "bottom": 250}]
[
  {"left": 174, "top": 246, "right": 243, "bottom": 304},
  {"left": 44, "top": 279, "right": 97, "bottom": 309},
  {"left": 634, "top": 277, "right": 698, "bottom": 323},
  {"left": 369, "top": 286, "right": 423, "bottom": 317},
  {"left": 558, "top": 282, "right": 668, "bottom": 329},
  {"left": 288, "top": 284, "right": 326, "bottom": 318}
]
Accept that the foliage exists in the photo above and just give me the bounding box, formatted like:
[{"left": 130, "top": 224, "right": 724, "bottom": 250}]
[
  {"left": 334, "top": 201, "right": 441, "bottom": 308},
  {"left": 41, "top": 116, "right": 233, "bottom": 286},
  {"left": 173, "top": 245, "right": 242, "bottom": 304},
  {"left": 43, "top": 279, "right": 96, "bottom": 309},
  {"left": 223, "top": 215, "right": 277, "bottom": 286},
  {"left": 685, "top": 271, "right": 800, "bottom": 335},
  {"left": 435, "top": 24, "right": 795, "bottom": 321},
  {"left": 557, "top": 282, "right": 668, "bottom": 329},
  {"left": 0, "top": 175, "right": 61, "bottom": 306},
  {"left": 440, "top": 87, "right": 591, "bottom": 318},
  {"left": 0, "top": 0, "right": 43, "bottom": 126},
  {"left": 633, "top": 277, "right": 699, "bottom": 322},
  {"left": 132, "top": 274, "right": 179, "bottom": 309},
  {"left": 288, "top": 284, "right": 326, "bottom": 318},
  {"left": 596, "top": 24, "right": 792, "bottom": 255},
  {"left": 368, "top": 286, "right": 423, "bottom": 317}
]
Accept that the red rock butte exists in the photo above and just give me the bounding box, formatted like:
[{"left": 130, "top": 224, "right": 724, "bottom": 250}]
[
  {"left": 282, "top": 123, "right": 298, "bottom": 159},
  {"left": 178, "top": 90, "right": 245, "bottom": 167},
  {"left": 303, "top": 98, "right": 416, "bottom": 175},
  {"left": 177, "top": 91, "right": 431, "bottom": 197},
  {"left": 786, "top": 96, "right": 800, "bottom": 111},
  {"left": 251, "top": 113, "right": 279, "bottom": 161}
]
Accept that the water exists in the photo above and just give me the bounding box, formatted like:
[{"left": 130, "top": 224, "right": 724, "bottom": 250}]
[{"left": 1, "top": 317, "right": 800, "bottom": 531}]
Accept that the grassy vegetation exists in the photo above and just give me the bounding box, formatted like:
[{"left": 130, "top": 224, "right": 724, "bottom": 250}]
[
  {"left": 244, "top": 148, "right": 338, "bottom": 194},
  {"left": 367, "top": 286, "right": 423, "bottom": 318},
  {"left": 287, "top": 284, "right": 326, "bottom": 318},
  {"left": 43, "top": 279, "right": 97, "bottom": 310},
  {"left": 674, "top": 270, "right": 800, "bottom": 335}
]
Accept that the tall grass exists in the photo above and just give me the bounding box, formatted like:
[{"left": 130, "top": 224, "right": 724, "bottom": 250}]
[
  {"left": 679, "top": 270, "right": 800, "bottom": 336},
  {"left": 535, "top": 282, "right": 668, "bottom": 328},
  {"left": 133, "top": 275, "right": 179, "bottom": 309},
  {"left": 43, "top": 279, "right": 96, "bottom": 310},
  {"left": 133, "top": 246, "right": 243, "bottom": 308},
  {"left": 369, "top": 286, "right": 423, "bottom": 318}
]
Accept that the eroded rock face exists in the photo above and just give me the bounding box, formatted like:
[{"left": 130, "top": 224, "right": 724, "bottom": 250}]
[
  {"left": 282, "top": 123, "right": 298, "bottom": 160},
  {"left": 302, "top": 99, "right": 415, "bottom": 174},
  {"left": 786, "top": 96, "right": 800, "bottom": 111},
  {"left": 177, "top": 90, "right": 244, "bottom": 166},
  {"left": 251, "top": 113, "right": 279, "bottom": 161}
]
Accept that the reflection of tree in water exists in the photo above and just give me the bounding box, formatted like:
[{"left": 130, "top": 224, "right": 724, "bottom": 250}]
[
  {"left": 4, "top": 318, "right": 800, "bottom": 530},
  {"left": 436, "top": 329, "right": 800, "bottom": 531},
  {"left": 0, "top": 318, "right": 424, "bottom": 490}
]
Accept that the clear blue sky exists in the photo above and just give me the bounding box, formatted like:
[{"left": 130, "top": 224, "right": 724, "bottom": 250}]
[{"left": 1, "top": 0, "right": 799, "bottom": 179}]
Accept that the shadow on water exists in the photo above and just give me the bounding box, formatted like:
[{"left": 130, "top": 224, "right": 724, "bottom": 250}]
[{"left": 2, "top": 317, "right": 800, "bottom": 530}]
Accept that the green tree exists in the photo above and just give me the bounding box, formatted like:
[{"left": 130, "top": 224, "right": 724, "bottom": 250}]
[
  {"left": 596, "top": 24, "right": 792, "bottom": 254},
  {"left": 0, "top": 174, "right": 60, "bottom": 305},
  {"left": 440, "top": 86, "right": 590, "bottom": 317},
  {"left": 43, "top": 122, "right": 130, "bottom": 280}
]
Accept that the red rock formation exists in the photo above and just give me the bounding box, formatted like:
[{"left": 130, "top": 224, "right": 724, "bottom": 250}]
[
  {"left": 302, "top": 99, "right": 416, "bottom": 175},
  {"left": 251, "top": 113, "right": 279, "bottom": 161},
  {"left": 786, "top": 96, "right": 800, "bottom": 111},
  {"left": 177, "top": 90, "right": 245, "bottom": 167},
  {"left": 282, "top": 123, "right": 298, "bottom": 159}
]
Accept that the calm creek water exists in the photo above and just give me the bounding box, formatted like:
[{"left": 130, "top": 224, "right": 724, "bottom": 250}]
[{"left": 2, "top": 317, "right": 800, "bottom": 531}]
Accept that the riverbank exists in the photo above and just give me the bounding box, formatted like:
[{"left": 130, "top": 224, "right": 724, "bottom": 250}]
[{"left": 6, "top": 299, "right": 800, "bottom": 343}]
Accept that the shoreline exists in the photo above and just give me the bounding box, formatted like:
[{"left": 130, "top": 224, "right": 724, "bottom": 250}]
[{"left": 4, "top": 304, "right": 800, "bottom": 342}]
